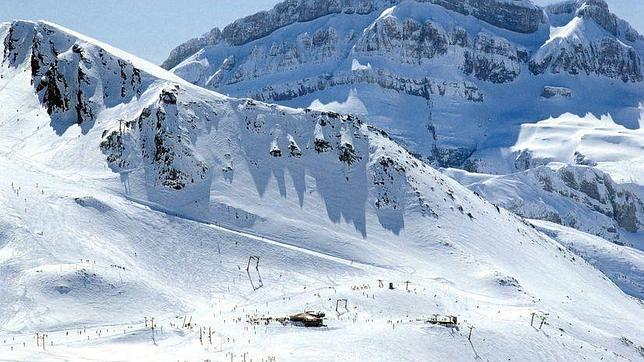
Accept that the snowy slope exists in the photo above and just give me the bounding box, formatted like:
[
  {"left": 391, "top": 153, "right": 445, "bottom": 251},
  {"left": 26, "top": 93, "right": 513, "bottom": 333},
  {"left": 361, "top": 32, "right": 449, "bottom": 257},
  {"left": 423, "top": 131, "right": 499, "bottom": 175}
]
[
  {"left": 531, "top": 219, "right": 644, "bottom": 300},
  {"left": 469, "top": 112, "right": 644, "bottom": 183},
  {"left": 0, "top": 20, "right": 643, "bottom": 361},
  {"left": 166, "top": 0, "right": 643, "bottom": 175},
  {"left": 445, "top": 164, "right": 644, "bottom": 246}
]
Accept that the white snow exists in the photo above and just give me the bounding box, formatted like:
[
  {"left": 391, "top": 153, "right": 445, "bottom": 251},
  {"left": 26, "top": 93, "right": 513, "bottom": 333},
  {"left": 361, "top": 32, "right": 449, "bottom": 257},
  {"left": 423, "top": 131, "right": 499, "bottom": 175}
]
[
  {"left": 531, "top": 219, "right": 644, "bottom": 300},
  {"left": 511, "top": 112, "right": 644, "bottom": 183},
  {"left": 351, "top": 58, "right": 372, "bottom": 71},
  {"left": 309, "top": 88, "right": 368, "bottom": 115}
]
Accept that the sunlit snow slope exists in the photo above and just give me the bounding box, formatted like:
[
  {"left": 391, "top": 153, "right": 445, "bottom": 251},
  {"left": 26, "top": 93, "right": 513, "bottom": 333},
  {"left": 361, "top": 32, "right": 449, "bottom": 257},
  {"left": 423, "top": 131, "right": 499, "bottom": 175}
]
[
  {"left": 445, "top": 164, "right": 643, "bottom": 247},
  {"left": 0, "top": 20, "right": 643, "bottom": 361}
]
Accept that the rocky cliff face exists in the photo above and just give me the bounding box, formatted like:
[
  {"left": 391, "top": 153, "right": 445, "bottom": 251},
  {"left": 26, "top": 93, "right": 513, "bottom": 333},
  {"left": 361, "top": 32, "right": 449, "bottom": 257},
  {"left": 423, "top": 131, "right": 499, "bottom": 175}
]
[
  {"left": 162, "top": 0, "right": 544, "bottom": 71},
  {"left": 353, "top": 16, "right": 528, "bottom": 83},
  {"left": 429, "top": 0, "right": 543, "bottom": 33},
  {"left": 100, "top": 88, "right": 210, "bottom": 193},
  {"left": 3, "top": 21, "right": 144, "bottom": 134},
  {"left": 242, "top": 69, "right": 484, "bottom": 104},
  {"left": 165, "top": 0, "right": 642, "bottom": 168},
  {"left": 450, "top": 164, "right": 644, "bottom": 245}
]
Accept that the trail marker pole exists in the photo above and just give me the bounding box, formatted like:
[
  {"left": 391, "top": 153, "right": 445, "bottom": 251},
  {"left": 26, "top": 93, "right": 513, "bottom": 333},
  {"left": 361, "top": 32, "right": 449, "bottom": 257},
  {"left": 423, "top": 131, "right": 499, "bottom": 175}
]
[{"left": 151, "top": 317, "right": 157, "bottom": 345}]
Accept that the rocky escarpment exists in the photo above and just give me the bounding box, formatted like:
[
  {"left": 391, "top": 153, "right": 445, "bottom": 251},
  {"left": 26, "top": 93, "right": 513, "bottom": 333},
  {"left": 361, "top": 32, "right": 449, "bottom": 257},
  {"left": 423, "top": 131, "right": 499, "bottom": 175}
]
[
  {"left": 541, "top": 165, "right": 642, "bottom": 234},
  {"left": 540, "top": 86, "right": 572, "bottom": 98},
  {"left": 100, "top": 88, "right": 210, "bottom": 193},
  {"left": 169, "top": 0, "right": 642, "bottom": 89},
  {"left": 3, "top": 21, "right": 143, "bottom": 133},
  {"left": 244, "top": 69, "right": 483, "bottom": 103},
  {"left": 183, "top": 9, "right": 531, "bottom": 105},
  {"left": 163, "top": 0, "right": 543, "bottom": 70},
  {"left": 455, "top": 164, "right": 643, "bottom": 244},
  {"left": 532, "top": 0, "right": 642, "bottom": 82}
]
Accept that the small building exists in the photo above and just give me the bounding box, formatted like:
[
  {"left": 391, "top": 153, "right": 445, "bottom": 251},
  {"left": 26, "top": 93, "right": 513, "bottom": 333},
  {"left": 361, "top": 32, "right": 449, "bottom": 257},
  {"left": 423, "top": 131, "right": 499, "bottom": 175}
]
[
  {"left": 289, "top": 311, "right": 326, "bottom": 327},
  {"left": 427, "top": 314, "right": 458, "bottom": 327}
]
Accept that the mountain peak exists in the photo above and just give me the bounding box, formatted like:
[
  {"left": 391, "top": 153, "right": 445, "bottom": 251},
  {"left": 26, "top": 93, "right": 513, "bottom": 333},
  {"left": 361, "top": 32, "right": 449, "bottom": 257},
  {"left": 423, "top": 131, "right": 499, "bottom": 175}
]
[
  {"left": 546, "top": 0, "right": 642, "bottom": 41},
  {"left": 165, "top": 0, "right": 642, "bottom": 177},
  {"left": 1, "top": 20, "right": 198, "bottom": 136}
]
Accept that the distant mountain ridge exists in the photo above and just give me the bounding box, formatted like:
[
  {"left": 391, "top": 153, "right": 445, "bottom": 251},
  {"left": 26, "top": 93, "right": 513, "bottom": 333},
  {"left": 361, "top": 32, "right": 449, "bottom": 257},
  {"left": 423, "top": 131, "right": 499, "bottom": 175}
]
[
  {"left": 161, "top": 0, "right": 545, "bottom": 70},
  {"left": 163, "top": 0, "right": 643, "bottom": 175}
]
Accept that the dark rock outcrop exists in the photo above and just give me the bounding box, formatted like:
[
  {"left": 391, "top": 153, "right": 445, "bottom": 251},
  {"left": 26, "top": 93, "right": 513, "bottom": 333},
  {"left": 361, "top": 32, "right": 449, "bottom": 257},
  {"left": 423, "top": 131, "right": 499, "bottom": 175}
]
[{"left": 2, "top": 21, "right": 143, "bottom": 133}]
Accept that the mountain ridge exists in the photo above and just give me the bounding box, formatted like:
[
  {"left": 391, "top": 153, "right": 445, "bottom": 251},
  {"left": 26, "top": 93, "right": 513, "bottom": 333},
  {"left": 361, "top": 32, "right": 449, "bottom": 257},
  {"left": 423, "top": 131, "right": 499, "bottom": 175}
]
[
  {"left": 165, "top": 0, "right": 643, "bottom": 173},
  {"left": 161, "top": 0, "right": 546, "bottom": 70}
]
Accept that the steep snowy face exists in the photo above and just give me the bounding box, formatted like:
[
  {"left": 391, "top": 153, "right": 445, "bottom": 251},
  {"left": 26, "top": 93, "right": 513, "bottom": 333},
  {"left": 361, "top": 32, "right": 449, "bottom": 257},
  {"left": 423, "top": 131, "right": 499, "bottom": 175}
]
[
  {"left": 534, "top": 0, "right": 643, "bottom": 82},
  {"left": 166, "top": 0, "right": 643, "bottom": 171},
  {"left": 531, "top": 12, "right": 642, "bottom": 82},
  {"left": 447, "top": 164, "right": 644, "bottom": 245},
  {"left": 531, "top": 220, "right": 644, "bottom": 300},
  {"left": 546, "top": 0, "right": 643, "bottom": 41}
]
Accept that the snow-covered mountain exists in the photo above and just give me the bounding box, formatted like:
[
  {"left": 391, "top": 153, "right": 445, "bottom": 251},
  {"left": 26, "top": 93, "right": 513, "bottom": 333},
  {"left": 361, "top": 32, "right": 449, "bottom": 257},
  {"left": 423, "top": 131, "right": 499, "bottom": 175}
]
[
  {"left": 164, "top": 0, "right": 644, "bottom": 256},
  {"left": 165, "top": 0, "right": 643, "bottom": 173},
  {"left": 1, "top": 20, "right": 643, "bottom": 360},
  {"left": 445, "top": 164, "right": 643, "bottom": 246}
]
